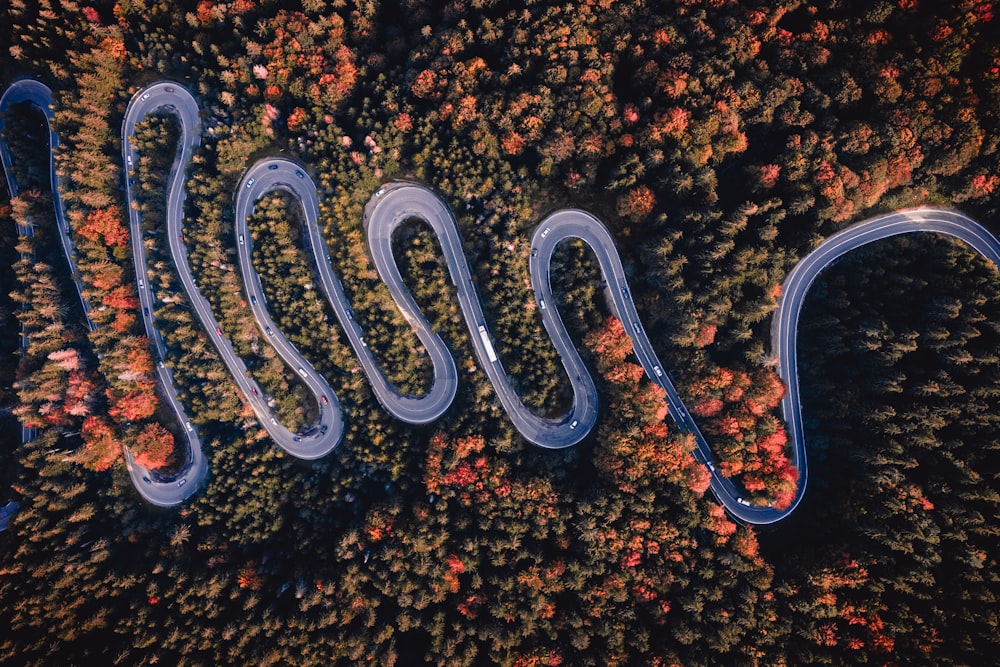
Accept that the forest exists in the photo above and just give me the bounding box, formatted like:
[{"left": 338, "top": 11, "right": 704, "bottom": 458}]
[{"left": 0, "top": 0, "right": 998, "bottom": 664}]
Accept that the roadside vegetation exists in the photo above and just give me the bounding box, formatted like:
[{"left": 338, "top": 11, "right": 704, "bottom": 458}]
[{"left": 0, "top": 0, "right": 997, "bottom": 664}]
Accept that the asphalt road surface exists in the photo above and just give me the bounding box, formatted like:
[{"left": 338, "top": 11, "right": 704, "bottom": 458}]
[
  {"left": 9, "top": 77, "right": 1000, "bottom": 523},
  {"left": 1, "top": 80, "right": 94, "bottom": 446},
  {"left": 120, "top": 82, "right": 211, "bottom": 505},
  {"left": 123, "top": 83, "right": 342, "bottom": 509}
]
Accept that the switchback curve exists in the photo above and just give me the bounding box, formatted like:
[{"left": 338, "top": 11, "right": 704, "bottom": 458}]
[
  {"left": 1, "top": 79, "right": 205, "bottom": 507},
  {"left": 6, "top": 76, "right": 998, "bottom": 524}
]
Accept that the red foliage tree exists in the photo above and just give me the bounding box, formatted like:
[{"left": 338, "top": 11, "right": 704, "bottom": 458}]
[
  {"left": 108, "top": 389, "right": 158, "bottom": 421},
  {"left": 616, "top": 185, "right": 656, "bottom": 222},
  {"left": 78, "top": 415, "right": 121, "bottom": 472},
  {"left": 65, "top": 370, "right": 97, "bottom": 417},
  {"left": 131, "top": 422, "right": 175, "bottom": 470},
  {"left": 77, "top": 206, "right": 129, "bottom": 248},
  {"left": 286, "top": 106, "right": 307, "bottom": 131},
  {"left": 103, "top": 285, "right": 138, "bottom": 310},
  {"left": 689, "top": 366, "right": 798, "bottom": 507},
  {"left": 695, "top": 323, "right": 718, "bottom": 348},
  {"left": 792, "top": 554, "right": 898, "bottom": 656},
  {"left": 584, "top": 316, "right": 633, "bottom": 366},
  {"left": 586, "top": 317, "right": 707, "bottom": 497}
]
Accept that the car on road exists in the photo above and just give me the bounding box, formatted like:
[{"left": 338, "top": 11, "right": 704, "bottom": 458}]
[
  {"left": 251, "top": 387, "right": 258, "bottom": 396},
  {"left": 185, "top": 421, "right": 193, "bottom": 432},
  {"left": 142, "top": 476, "right": 151, "bottom": 484},
  {"left": 531, "top": 248, "right": 538, "bottom": 257},
  {"left": 177, "top": 478, "right": 186, "bottom": 487},
  {"left": 570, "top": 420, "right": 579, "bottom": 429},
  {"left": 143, "top": 307, "right": 149, "bottom": 316},
  {"left": 126, "top": 155, "right": 132, "bottom": 167},
  {"left": 138, "top": 279, "right": 144, "bottom": 288},
  {"left": 621, "top": 286, "right": 629, "bottom": 298},
  {"left": 293, "top": 436, "right": 302, "bottom": 442},
  {"left": 140, "top": 93, "right": 150, "bottom": 101},
  {"left": 320, "top": 425, "right": 328, "bottom": 435},
  {"left": 250, "top": 295, "right": 256, "bottom": 305},
  {"left": 633, "top": 321, "right": 640, "bottom": 333},
  {"left": 297, "top": 367, "right": 308, "bottom": 379},
  {"left": 539, "top": 298, "right": 546, "bottom": 310},
  {"left": 165, "top": 86, "right": 174, "bottom": 93},
  {"left": 246, "top": 178, "right": 255, "bottom": 188},
  {"left": 540, "top": 227, "right": 550, "bottom": 238},
  {"left": 295, "top": 170, "right": 304, "bottom": 179},
  {"left": 737, "top": 497, "right": 750, "bottom": 506},
  {"left": 376, "top": 188, "right": 384, "bottom": 196},
  {"left": 653, "top": 365, "right": 662, "bottom": 377},
  {"left": 215, "top": 326, "right": 223, "bottom": 336},
  {"left": 321, "top": 395, "right": 328, "bottom": 405},
  {"left": 239, "top": 234, "right": 244, "bottom": 245},
  {"left": 270, "top": 417, "right": 278, "bottom": 425},
  {"left": 268, "top": 164, "right": 278, "bottom": 170},
  {"left": 265, "top": 326, "right": 273, "bottom": 336}
]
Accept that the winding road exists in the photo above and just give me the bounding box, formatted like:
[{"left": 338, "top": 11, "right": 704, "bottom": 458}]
[
  {"left": 1, "top": 80, "right": 95, "bottom": 446},
  {"left": 5, "top": 76, "right": 999, "bottom": 524},
  {"left": 121, "top": 83, "right": 208, "bottom": 505}
]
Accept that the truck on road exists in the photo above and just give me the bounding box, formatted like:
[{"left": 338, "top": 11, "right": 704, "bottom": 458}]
[{"left": 477, "top": 324, "right": 498, "bottom": 363}]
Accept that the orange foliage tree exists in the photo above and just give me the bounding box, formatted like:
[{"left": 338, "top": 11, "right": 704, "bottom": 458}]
[
  {"left": 688, "top": 365, "right": 798, "bottom": 508},
  {"left": 584, "top": 316, "right": 710, "bottom": 498},
  {"left": 76, "top": 206, "right": 129, "bottom": 248},
  {"left": 108, "top": 390, "right": 158, "bottom": 422},
  {"left": 131, "top": 422, "right": 175, "bottom": 470},
  {"left": 77, "top": 415, "right": 121, "bottom": 472},
  {"left": 616, "top": 185, "right": 656, "bottom": 222}
]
